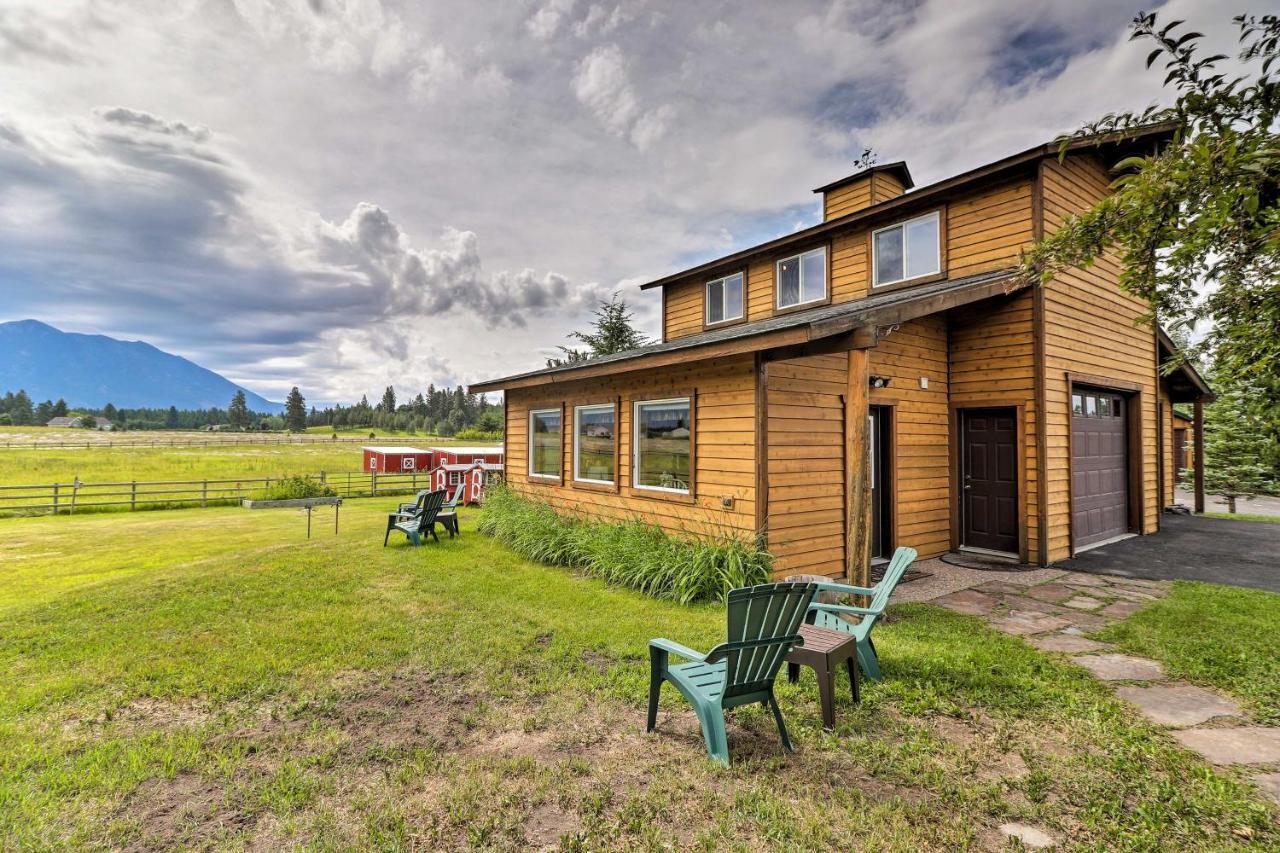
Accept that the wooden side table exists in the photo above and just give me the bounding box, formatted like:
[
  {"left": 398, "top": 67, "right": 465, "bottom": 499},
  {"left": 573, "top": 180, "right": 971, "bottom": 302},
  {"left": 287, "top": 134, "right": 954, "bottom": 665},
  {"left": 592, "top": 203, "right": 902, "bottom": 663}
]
[{"left": 785, "top": 623, "right": 861, "bottom": 730}]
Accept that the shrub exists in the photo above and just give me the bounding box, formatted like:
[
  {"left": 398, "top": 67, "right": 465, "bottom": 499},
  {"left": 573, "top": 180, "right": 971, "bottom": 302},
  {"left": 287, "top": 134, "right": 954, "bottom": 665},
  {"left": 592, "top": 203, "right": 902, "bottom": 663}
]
[
  {"left": 453, "top": 428, "right": 503, "bottom": 442},
  {"left": 477, "top": 486, "right": 770, "bottom": 604},
  {"left": 262, "top": 476, "right": 336, "bottom": 501}
]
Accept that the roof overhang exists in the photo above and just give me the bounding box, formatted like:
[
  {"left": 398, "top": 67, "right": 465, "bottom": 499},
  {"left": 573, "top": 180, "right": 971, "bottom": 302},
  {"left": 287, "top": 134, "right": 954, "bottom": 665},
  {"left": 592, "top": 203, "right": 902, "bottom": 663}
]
[
  {"left": 1157, "top": 327, "right": 1214, "bottom": 402},
  {"left": 470, "top": 270, "right": 1025, "bottom": 393}
]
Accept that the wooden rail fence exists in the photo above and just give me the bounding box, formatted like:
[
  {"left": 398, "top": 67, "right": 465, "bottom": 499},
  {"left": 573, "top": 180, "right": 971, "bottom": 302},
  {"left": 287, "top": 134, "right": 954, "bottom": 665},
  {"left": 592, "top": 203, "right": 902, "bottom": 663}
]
[{"left": 0, "top": 471, "right": 435, "bottom": 516}]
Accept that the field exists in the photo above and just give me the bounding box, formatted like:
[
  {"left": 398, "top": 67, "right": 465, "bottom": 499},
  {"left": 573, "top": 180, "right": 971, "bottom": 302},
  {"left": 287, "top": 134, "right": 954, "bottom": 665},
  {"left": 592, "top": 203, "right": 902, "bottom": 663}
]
[
  {"left": 0, "top": 430, "right": 496, "bottom": 488},
  {"left": 1, "top": 503, "right": 1276, "bottom": 849}
]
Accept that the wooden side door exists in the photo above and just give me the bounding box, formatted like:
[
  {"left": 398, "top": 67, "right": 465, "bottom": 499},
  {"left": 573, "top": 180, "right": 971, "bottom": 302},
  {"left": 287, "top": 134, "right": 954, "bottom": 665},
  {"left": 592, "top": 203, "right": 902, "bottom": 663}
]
[{"left": 961, "top": 408, "right": 1019, "bottom": 553}]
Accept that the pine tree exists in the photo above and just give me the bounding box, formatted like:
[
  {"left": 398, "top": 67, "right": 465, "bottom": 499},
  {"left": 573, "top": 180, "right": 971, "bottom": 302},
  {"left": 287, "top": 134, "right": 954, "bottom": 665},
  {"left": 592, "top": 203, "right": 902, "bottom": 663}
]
[
  {"left": 379, "top": 386, "right": 396, "bottom": 413},
  {"left": 11, "top": 390, "right": 33, "bottom": 426},
  {"left": 228, "top": 390, "right": 250, "bottom": 430},
  {"left": 52, "top": 399, "right": 68, "bottom": 418},
  {"left": 548, "top": 293, "right": 649, "bottom": 367},
  {"left": 1203, "top": 378, "right": 1277, "bottom": 513},
  {"left": 35, "top": 400, "right": 53, "bottom": 424},
  {"left": 103, "top": 403, "right": 118, "bottom": 423},
  {"left": 165, "top": 406, "right": 180, "bottom": 428},
  {"left": 285, "top": 387, "right": 307, "bottom": 432}
]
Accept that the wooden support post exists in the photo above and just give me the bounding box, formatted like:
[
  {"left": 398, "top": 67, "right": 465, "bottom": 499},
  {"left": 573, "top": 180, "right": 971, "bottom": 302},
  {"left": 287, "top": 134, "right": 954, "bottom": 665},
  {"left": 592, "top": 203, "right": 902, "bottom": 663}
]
[
  {"left": 52, "top": 483, "right": 59, "bottom": 515},
  {"left": 201, "top": 479, "right": 208, "bottom": 508},
  {"left": 131, "top": 481, "right": 137, "bottom": 511},
  {"left": 845, "top": 349, "right": 871, "bottom": 587},
  {"left": 1193, "top": 398, "right": 1205, "bottom": 514},
  {"left": 372, "top": 470, "right": 378, "bottom": 497}
]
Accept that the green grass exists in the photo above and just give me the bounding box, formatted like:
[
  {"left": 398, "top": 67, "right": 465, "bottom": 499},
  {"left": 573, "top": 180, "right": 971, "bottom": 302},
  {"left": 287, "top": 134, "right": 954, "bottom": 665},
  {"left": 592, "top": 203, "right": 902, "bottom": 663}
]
[
  {"left": 1097, "top": 581, "right": 1280, "bottom": 724},
  {"left": 0, "top": 504, "right": 1275, "bottom": 848},
  {"left": 0, "top": 438, "right": 495, "bottom": 489},
  {"left": 1203, "top": 512, "right": 1280, "bottom": 523}
]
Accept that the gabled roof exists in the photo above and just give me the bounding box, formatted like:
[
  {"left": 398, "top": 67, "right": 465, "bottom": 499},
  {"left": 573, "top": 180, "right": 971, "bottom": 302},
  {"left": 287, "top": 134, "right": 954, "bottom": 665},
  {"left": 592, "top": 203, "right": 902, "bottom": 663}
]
[
  {"left": 639, "top": 122, "right": 1177, "bottom": 292},
  {"left": 812, "top": 161, "right": 915, "bottom": 194},
  {"left": 470, "top": 268, "right": 1024, "bottom": 393},
  {"left": 1157, "top": 327, "right": 1214, "bottom": 402}
]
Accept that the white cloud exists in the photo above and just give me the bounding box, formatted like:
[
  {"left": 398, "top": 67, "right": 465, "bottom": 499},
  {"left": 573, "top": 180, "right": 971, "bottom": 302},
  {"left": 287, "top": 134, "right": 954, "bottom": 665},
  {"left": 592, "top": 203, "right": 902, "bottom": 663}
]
[{"left": 572, "top": 43, "right": 673, "bottom": 150}]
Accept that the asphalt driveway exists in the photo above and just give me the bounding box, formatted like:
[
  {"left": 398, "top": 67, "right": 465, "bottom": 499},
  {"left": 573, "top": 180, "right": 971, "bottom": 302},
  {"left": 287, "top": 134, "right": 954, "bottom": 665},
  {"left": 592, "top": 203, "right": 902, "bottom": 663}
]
[{"left": 1057, "top": 513, "right": 1280, "bottom": 594}]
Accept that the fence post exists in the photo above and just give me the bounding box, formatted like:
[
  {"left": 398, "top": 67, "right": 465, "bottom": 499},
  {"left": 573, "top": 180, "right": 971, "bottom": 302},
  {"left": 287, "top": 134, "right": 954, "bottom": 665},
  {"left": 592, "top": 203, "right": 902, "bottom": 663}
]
[
  {"left": 131, "top": 481, "right": 137, "bottom": 511},
  {"left": 372, "top": 470, "right": 378, "bottom": 497},
  {"left": 52, "top": 483, "right": 59, "bottom": 515},
  {"left": 319, "top": 470, "right": 326, "bottom": 486},
  {"left": 202, "top": 479, "right": 208, "bottom": 508}
]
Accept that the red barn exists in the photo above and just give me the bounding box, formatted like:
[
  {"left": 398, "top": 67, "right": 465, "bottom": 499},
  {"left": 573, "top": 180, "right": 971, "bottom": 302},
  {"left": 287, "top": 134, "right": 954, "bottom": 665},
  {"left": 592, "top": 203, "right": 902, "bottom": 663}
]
[
  {"left": 431, "top": 445, "right": 504, "bottom": 466},
  {"left": 362, "top": 445, "right": 434, "bottom": 474}
]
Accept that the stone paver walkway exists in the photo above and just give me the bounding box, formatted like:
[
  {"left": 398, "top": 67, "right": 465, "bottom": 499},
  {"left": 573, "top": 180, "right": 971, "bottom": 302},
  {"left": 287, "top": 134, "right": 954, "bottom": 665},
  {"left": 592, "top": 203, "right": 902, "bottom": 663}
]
[{"left": 901, "top": 559, "right": 1280, "bottom": 810}]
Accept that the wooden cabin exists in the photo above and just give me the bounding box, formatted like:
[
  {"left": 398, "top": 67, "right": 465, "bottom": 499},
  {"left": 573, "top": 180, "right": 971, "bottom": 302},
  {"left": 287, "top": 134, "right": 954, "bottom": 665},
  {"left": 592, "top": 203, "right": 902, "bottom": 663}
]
[{"left": 470, "top": 127, "right": 1212, "bottom": 585}]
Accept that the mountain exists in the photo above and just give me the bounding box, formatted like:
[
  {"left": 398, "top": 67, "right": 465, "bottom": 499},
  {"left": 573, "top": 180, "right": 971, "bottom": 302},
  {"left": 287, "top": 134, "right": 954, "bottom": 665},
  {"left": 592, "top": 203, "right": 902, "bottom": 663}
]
[{"left": 0, "top": 320, "right": 282, "bottom": 412}]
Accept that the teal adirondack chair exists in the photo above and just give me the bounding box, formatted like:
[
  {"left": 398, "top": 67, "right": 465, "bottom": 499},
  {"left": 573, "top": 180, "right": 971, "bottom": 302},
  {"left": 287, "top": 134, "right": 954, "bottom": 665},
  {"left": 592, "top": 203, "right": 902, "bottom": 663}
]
[
  {"left": 804, "top": 546, "right": 917, "bottom": 681},
  {"left": 384, "top": 489, "right": 447, "bottom": 546},
  {"left": 647, "top": 581, "right": 817, "bottom": 766}
]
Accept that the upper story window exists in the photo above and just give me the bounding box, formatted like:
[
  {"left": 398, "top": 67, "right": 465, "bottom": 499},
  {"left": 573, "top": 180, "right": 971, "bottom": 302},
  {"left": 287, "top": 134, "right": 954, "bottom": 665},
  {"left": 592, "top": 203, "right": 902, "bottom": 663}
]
[
  {"left": 705, "top": 272, "right": 744, "bottom": 326},
  {"left": 776, "top": 247, "right": 827, "bottom": 309},
  {"left": 872, "top": 210, "right": 940, "bottom": 288}
]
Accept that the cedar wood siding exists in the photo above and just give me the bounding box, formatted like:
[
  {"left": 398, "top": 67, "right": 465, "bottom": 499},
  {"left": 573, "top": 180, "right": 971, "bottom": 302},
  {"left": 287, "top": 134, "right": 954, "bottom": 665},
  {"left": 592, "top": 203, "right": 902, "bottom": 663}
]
[
  {"left": 1040, "top": 153, "right": 1159, "bottom": 561},
  {"left": 766, "top": 353, "right": 848, "bottom": 578},
  {"left": 868, "top": 317, "right": 951, "bottom": 560},
  {"left": 503, "top": 355, "right": 758, "bottom": 538},
  {"left": 661, "top": 177, "right": 1035, "bottom": 340},
  {"left": 824, "top": 179, "right": 874, "bottom": 220}
]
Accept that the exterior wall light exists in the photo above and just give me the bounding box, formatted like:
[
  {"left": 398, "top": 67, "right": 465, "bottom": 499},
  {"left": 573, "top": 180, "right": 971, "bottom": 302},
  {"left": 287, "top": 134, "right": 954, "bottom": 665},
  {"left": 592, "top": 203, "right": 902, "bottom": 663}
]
[{"left": 869, "top": 375, "right": 891, "bottom": 389}]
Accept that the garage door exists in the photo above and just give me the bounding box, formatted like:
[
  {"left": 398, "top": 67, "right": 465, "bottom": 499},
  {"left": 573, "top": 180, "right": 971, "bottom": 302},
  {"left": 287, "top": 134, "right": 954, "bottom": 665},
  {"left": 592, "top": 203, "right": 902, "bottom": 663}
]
[{"left": 1071, "top": 389, "right": 1129, "bottom": 549}]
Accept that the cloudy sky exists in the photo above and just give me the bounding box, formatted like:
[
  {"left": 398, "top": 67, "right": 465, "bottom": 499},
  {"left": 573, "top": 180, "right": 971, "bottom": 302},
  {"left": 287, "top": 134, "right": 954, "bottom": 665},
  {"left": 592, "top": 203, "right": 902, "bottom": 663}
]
[{"left": 0, "top": 0, "right": 1260, "bottom": 404}]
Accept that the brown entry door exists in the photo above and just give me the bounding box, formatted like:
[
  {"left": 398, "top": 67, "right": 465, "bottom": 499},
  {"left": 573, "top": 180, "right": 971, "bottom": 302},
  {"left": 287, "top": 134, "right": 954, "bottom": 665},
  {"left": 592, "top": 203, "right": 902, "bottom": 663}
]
[
  {"left": 1071, "top": 389, "right": 1129, "bottom": 548},
  {"left": 961, "top": 408, "right": 1019, "bottom": 554}
]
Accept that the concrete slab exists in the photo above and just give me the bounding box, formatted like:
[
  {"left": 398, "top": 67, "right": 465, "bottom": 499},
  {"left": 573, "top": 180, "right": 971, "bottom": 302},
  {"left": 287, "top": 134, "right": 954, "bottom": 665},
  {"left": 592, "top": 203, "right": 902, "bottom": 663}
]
[
  {"left": 1029, "top": 633, "right": 1113, "bottom": 654},
  {"left": 988, "top": 610, "right": 1071, "bottom": 636},
  {"left": 1172, "top": 727, "right": 1280, "bottom": 765},
  {"left": 931, "top": 589, "right": 998, "bottom": 617},
  {"left": 1100, "top": 600, "right": 1144, "bottom": 619},
  {"left": 998, "top": 823, "right": 1056, "bottom": 850},
  {"left": 1253, "top": 772, "right": 1280, "bottom": 806},
  {"left": 1072, "top": 653, "right": 1165, "bottom": 681},
  {"left": 1063, "top": 595, "right": 1105, "bottom": 610},
  {"left": 1024, "top": 583, "right": 1076, "bottom": 603},
  {"left": 1113, "top": 683, "right": 1243, "bottom": 727}
]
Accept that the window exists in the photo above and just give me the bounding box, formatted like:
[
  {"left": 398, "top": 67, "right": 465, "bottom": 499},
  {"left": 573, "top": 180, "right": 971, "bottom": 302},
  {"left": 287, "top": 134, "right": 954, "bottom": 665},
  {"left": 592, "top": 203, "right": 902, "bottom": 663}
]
[
  {"left": 528, "top": 408, "right": 561, "bottom": 479},
  {"left": 573, "top": 404, "right": 616, "bottom": 484},
  {"left": 448, "top": 470, "right": 464, "bottom": 485},
  {"left": 872, "top": 210, "right": 941, "bottom": 287},
  {"left": 1072, "top": 394, "right": 1084, "bottom": 415},
  {"left": 1073, "top": 391, "right": 1125, "bottom": 418},
  {"left": 705, "top": 272, "right": 744, "bottom": 325},
  {"left": 776, "top": 247, "right": 827, "bottom": 309},
  {"left": 633, "top": 398, "right": 691, "bottom": 493}
]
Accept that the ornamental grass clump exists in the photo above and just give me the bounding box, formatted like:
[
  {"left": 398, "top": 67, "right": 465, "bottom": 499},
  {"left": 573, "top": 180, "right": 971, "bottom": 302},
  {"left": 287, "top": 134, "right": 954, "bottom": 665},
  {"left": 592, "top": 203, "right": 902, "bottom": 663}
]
[{"left": 477, "top": 486, "right": 770, "bottom": 604}]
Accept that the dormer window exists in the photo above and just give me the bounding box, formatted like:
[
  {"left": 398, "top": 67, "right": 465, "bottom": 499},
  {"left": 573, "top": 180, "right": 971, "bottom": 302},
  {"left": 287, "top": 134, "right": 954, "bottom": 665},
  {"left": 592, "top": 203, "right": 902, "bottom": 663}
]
[
  {"left": 872, "top": 210, "right": 941, "bottom": 287},
  {"left": 705, "top": 272, "right": 744, "bottom": 326},
  {"left": 776, "top": 247, "right": 827, "bottom": 309}
]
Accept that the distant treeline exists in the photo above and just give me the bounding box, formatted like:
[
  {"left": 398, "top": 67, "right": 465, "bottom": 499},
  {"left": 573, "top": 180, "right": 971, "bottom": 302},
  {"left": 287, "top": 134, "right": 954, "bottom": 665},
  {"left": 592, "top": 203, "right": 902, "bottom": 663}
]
[
  {"left": 0, "top": 384, "right": 502, "bottom": 437},
  {"left": 306, "top": 385, "right": 502, "bottom": 437}
]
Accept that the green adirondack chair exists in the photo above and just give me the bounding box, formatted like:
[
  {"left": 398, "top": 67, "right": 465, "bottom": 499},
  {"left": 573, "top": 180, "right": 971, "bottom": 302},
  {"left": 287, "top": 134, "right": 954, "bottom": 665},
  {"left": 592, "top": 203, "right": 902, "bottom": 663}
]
[
  {"left": 804, "top": 546, "right": 917, "bottom": 681},
  {"left": 647, "top": 581, "right": 817, "bottom": 766},
  {"left": 384, "top": 489, "right": 447, "bottom": 546}
]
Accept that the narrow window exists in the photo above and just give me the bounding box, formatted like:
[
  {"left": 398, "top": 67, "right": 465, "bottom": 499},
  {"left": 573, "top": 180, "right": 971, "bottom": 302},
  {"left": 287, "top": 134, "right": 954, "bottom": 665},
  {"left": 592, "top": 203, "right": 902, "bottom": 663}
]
[
  {"left": 448, "top": 470, "right": 463, "bottom": 486},
  {"left": 776, "top": 247, "right": 827, "bottom": 309},
  {"left": 1072, "top": 394, "right": 1084, "bottom": 415},
  {"left": 573, "top": 403, "right": 616, "bottom": 484},
  {"left": 528, "top": 408, "right": 561, "bottom": 479},
  {"left": 705, "top": 272, "right": 744, "bottom": 325},
  {"left": 872, "top": 211, "right": 941, "bottom": 287},
  {"left": 633, "top": 398, "right": 691, "bottom": 493},
  {"left": 1084, "top": 396, "right": 1097, "bottom": 417}
]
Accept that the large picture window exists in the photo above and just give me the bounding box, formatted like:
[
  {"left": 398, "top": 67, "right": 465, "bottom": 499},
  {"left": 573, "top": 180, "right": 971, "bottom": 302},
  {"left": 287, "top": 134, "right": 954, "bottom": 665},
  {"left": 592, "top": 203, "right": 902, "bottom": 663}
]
[
  {"left": 776, "top": 247, "right": 827, "bottom": 309},
  {"left": 873, "top": 210, "right": 940, "bottom": 287},
  {"left": 528, "top": 408, "right": 561, "bottom": 480},
  {"left": 633, "top": 398, "right": 691, "bottom": 493},
  {"left": 705, "top": 272, "right": 744, "bottom": 326},
  {"left": 573, "top": 404, "right": 616, "bottom": 484}
]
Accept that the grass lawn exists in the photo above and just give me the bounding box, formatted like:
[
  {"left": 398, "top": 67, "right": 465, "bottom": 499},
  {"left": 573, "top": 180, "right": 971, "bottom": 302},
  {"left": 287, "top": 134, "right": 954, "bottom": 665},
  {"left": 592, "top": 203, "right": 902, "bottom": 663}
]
[
  {"left": 1097, "top": 581, "right": 1280, "bottom": 725},
  {"left": 0, "top": 438, "right": 496, "bottom": 490},
  {"left": 1203, "top": 512, "right": 1280, "bottom": 524},
  {"left": 1, "top": 504, "right": 1276, "bottom": 849}
]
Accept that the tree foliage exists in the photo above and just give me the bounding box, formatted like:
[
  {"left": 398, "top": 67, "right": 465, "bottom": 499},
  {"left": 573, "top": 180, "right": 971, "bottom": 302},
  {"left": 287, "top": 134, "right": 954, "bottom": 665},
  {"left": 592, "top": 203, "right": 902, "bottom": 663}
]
[
  {"left": 547, "top": 293, "right": 649, "bottom": 367},
  {"left": 1024, "top": 11, "right": 1280, "bottom": 388},
  {"left": 227, "top": 389, "right": 251, "bottom": 430},
  {"left": 284, "top": 386, "right": 307, "bottom": 433},
  {"left": 1203, "top": 373, "right": 1278, "bottom": 510}
]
